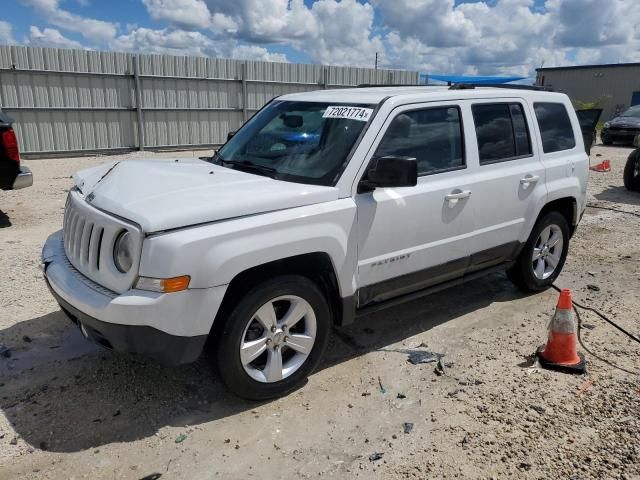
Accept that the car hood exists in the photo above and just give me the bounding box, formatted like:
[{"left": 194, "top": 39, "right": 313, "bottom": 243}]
[
  {"left": 73, "top": 157, "right": 339, "bottom": 232},
  {"left": 609, "top": 116, "right": 640, "bottom": 128}
]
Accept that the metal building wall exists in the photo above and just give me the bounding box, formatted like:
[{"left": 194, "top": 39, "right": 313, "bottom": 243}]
[
  {"left": 537, "top": 65, "right": 640, "bottom": 121},
  {"left": 0, "top": 46, "right": 419, "bottom": 157}
]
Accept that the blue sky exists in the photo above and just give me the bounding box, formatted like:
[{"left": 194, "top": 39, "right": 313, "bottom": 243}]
[{"left": 0, "top": 0, "right": 638, "bottom": 78}]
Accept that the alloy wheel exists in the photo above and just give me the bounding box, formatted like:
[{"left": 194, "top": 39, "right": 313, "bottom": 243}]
[
  {"left": 532, "top": 224, "right": 564, "bottom": 280},
  {"left": 239, "top": 295, "right": 317, "bottom": 383}
]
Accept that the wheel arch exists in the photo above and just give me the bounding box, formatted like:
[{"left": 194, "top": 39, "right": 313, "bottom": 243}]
[
  {"left": 537, "top": 196, "right": 578, "bottom": 236},
  {"left": 210, "top": 252, "right": 348, "bottom": 340}
]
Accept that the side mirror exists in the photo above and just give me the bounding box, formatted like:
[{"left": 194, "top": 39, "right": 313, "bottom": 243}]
[
  {"left": 634, "top": 135, "right": 640, "bottom": 148},
  {"left": 227, "top": 131, "right": 236, "bottom": 141},
  {"left": 359, "top": 156, "right": 418, "bottom": 192}
]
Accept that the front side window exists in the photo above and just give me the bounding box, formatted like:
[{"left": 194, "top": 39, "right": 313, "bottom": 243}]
[
  {"left": 534, "top": 102, "right": 576, "bottom": 153},
  {"left": 214, "top": 101, "right": 373, "bottom": 185},
  {"left": 374, "top": 106, "right": 464, "bottom": 176},
  {"left": 472, "top": 103, "right": 532, "bottom": 164}
]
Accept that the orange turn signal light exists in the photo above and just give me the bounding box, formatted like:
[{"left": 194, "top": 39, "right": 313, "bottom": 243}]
[
  {"left": 161, "top": 275, "right": 191, "bottom": 293},
  {"left": 136, "top": 275, "right": 191, "bottom": 293}
]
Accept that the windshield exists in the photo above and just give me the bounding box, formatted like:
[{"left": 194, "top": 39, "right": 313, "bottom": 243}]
[
  {"left": 213, "top": 101, "right": 374, "bottom": 185},
  {"left": 620, "top": 105, "right": 640, "bottom": 118}
]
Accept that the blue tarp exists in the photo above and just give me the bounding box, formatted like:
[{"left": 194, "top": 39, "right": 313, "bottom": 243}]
[{"left": 427, "top": 74, "right": 526, "bottom": 84}]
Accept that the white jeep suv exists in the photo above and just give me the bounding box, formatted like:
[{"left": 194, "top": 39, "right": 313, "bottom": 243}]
[{"left": 42, "top": 86, "right": 589, "bottom": 399}]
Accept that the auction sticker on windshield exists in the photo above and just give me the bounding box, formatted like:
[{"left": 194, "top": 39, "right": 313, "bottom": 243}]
[{"left": 323, "top": 106, "right": 373, "bottom": 122}]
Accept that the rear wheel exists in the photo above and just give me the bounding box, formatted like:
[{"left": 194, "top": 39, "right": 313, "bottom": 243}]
[
  {"left": 601, "top": 133, "right": 613, "bottom": 145},
  {"left": 507, "top": 211, "right": 570, "bottom": 292},
  {"left": 623, "top": 149, "right": 640, "bottom": 191},
  {"left": 215, "top": 275, "right": 331, "bottom": 400}
]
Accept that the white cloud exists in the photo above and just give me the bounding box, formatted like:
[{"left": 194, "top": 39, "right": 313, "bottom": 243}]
[
  {"left": 142, "top": 0, "right": 212, "bottom": 30},
  {"left": 110, "top": 26, "right": 289, "bottom": 62},
  {"left": 0, "top": 21, "right": 17, "bottom": 45},
  {"left": 26, "top": 26, "right": 86, "bottom": 49},
  {"left": 111, "top": 27, "right": 214, "bottom": 56},
  {"left": 378, "top": 0, "right": 640, "bottom": 77},
  {"left": 21, "top": 0, "right": 118, "bottom": 44}
]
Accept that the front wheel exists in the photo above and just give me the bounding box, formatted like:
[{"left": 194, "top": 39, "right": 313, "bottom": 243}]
[
  {"left": 623, "top": 149, "right": 640, "bottom": 191},
  {"left": 215, "top": 275, "right": 331, "bottom": 400},
  {"left": 507, "top": 212, "right": 570, "bottom": 292}
]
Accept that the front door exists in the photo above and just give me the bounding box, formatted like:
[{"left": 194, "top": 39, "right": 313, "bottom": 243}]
[{"left": 354, "top": 102, "right": 476, "bottom": 307}]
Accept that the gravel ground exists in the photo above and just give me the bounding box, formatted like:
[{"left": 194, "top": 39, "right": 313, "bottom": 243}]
[{"left": 0, "top": 145, "right": 639, "bottom": 479}]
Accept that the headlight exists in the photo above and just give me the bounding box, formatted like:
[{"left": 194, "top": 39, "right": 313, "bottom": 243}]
[
  {"left": 113, "top": 230, "right": 133, "bottom": 273},
  {"left": 603, "top": 122, "right": 610, "bottom": 129}
]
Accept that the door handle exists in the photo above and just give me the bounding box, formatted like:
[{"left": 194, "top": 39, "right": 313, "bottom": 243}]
[
  {"left": 445, "top": 190, "right": 472, "bottom": 201},
  {"left": 520, "top": 175, "right": 540, "bottom": 185}
]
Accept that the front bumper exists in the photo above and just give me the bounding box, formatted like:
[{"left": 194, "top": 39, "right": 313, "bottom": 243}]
[
  {"left": 42, "top": 230, "right": 227, "bottom": 366},
  {"left": 602, "top": 128, "right": 640, "bottom": 142}
]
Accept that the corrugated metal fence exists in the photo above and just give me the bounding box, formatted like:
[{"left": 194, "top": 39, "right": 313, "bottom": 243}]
[{"left": 0, "top": 46, "right": 419, "bottom": 157}]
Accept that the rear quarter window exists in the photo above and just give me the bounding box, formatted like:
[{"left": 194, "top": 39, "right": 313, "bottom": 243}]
[{"left": 533, "top": 102, "right": 576, "bottom": 153}]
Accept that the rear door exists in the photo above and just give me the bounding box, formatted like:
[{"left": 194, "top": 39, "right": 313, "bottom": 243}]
[
  {"left": 462, "top": 99, "right": 547, "bottom": 272},
  {"left": 575, "top": 108, "right": 602, "bottom": 155}
]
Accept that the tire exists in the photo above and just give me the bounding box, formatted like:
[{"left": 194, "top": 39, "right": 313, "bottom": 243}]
[
  {"left": 601, "top": 133, "right": 612, "bottom": 145},
  {"left": 623, "top": 149, "right": 640, "bottom": 192},
  {"left": 215, "top": 275, "right": 331, "bottom": 400},
  {"left": 507, "top": 211, "right": 570, "bottom": 292}
]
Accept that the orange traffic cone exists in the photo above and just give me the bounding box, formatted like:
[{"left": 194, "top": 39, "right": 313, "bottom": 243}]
[
  {"left": 590, "top": 159, "right": 611, "bottom": 172},
  {"left": 536, "top": 289, "right": 586, "bottom": 373}
]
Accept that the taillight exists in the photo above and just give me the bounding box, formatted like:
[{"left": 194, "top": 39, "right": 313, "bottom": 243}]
[{"left": 1, "top": 128, "right": 20, "bottom": 162}]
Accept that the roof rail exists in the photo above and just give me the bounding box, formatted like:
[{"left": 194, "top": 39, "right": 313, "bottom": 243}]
[
  {"left": 356, "top": 83, "right": 441, "bottom": 88},
  {"left": 448, "top": 83, "right": 554, "bottom": 91}
]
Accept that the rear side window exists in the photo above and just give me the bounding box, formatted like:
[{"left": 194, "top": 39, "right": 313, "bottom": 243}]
[
  {"left": 472, "top": 103, "right": 532, "bottom": 164},
  {"left": 533, "top": 102, "right": 576, "bottom": 153},
  {"left": 375, "top": 106, "right": 464, "bottom": 176}
]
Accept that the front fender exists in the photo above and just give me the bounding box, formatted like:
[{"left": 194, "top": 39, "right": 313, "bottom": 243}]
[{"left": 139, "top": 199, "right": 358, "bottom": 297}]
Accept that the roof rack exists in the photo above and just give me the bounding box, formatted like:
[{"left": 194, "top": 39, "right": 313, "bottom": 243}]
[
  {"left": 355, "top": 83, "right": 554, "bottom": 91},
  {"left": 356, "top": 83, "right": 443, "bottom": 88},
  {"left": 448, "top": 83, "right": 554, "bottom": 91}
]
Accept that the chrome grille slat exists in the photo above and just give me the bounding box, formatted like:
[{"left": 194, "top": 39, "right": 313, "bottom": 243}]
[
  {"left": 62, "top": 190, "right": 142, "bottom": 294},
  {"left": 79, "top": 222, "right": 93, "bottom": 267},
  {"left": 88, "top": 225, "right": 103, "bottom": 270},
  {"left": 74, "top": 218, "right": 85, "bottom": 260}
]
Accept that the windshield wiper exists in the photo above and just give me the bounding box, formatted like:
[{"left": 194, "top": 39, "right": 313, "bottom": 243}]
[{"left": 220, "top": 159, "right": 278, "bottom": 178}]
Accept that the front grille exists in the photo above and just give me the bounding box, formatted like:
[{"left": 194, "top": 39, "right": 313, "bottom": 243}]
[
  {"left": 63, "top": 196, "right": 105, "bottom": 274},
  {"left": 62, "top": 189, "right": 142, "bottom": 293}
]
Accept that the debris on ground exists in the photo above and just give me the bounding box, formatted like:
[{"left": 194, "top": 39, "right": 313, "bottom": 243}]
[
  {"left": 22, "top": 335, "right": 32, "bottom": 343},
  {"left": 396, "top": 393, "right": 406, "bottom": 399},
  {"left": 369, "top": 452, "right": 384, "bottom": 462},
  {"left": 138, "top": 474, "right": 162, "bottom": 480},
  {"left": 402, "top": 422, "right": 414, "bottom": 434},
  {"left": 407, "top": 350, "right": 443, "bottom": 365},
  {"left": 586, "top": 284, "right": 600, "bottom": 292},
  {"left": 174, "top": 434, "right": 187, "bottom": 444},
  {"left": 435, "top": 357, "right": 447, "bottom": 375},
  {"left": 576, "top": 378, "right": 595, "bottom": 396},
  {"left": 377, "top": 376, "right": 386, "bottom": 394},
  {"left": 0, "top": 344, "right": 11, "bottom": 358}
]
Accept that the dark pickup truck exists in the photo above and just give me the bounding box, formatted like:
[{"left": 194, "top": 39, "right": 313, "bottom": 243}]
[{"left": 0, "top": 111, "right": 32, "bottom": 190}]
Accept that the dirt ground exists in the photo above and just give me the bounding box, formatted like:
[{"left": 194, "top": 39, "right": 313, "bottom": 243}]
[{"left": 0, "top": 145, "right": 639, "bottom": 480}]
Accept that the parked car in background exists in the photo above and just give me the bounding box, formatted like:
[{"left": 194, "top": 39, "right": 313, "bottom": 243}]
[
  {"left": 624, "top": 135, "right": 640, "bottom": 191},
  {"left": 43, "top": 85, "right": 591, "bottom": 400},
  {"left": 601, "top": 105, "right": 640, "bottom": 145},
  {"left": 0, "top": 111, "right": 32, "bottom": 190}
]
